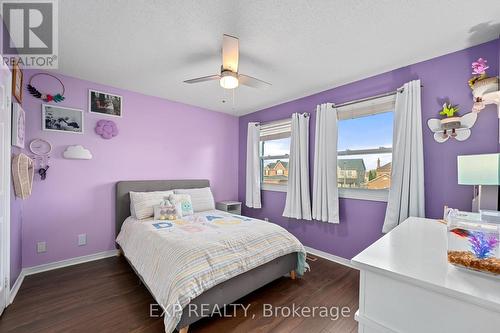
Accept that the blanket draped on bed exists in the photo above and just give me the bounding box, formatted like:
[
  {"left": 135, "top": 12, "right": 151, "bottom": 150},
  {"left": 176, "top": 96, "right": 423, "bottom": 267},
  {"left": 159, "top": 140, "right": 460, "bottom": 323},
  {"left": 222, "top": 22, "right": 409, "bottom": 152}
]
[{"left": 116, "top": 210, "right": 308, "bottom": 333}]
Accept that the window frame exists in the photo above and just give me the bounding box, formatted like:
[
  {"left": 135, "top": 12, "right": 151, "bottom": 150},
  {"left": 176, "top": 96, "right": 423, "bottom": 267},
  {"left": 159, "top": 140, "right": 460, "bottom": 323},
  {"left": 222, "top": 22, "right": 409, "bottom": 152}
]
[
  {"left": 259, "top": 119, "right": 292, "bottom": 192},
  {"left": 336, "top": 95, "right": 395, "bottom": 202}
]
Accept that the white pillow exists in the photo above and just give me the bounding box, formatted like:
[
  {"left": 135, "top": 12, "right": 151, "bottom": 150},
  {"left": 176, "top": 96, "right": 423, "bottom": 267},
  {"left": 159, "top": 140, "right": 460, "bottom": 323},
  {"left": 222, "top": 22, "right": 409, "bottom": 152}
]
[
  {"left": 174, "top": 187, "right": 215, "bottom": 212},
  {"left": 130, "top": 190, "right": 174, "bottom": 219}
]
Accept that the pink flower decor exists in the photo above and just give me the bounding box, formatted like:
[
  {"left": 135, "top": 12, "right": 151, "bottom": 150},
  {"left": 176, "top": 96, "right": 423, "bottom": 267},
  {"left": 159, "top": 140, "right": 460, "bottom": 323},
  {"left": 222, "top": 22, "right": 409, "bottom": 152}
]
[
  {"left": 95, "top": 119, "right": 118, "bottom": 139},
  {"left": 471, "top": 58, "right": 489, "bottom": 75}
]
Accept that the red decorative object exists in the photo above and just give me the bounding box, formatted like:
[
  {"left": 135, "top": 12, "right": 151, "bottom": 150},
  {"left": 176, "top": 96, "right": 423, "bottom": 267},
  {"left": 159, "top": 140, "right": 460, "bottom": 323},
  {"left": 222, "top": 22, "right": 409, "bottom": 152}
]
[{"left": 46, "top": 94, "right": 53, "bottom": 102}]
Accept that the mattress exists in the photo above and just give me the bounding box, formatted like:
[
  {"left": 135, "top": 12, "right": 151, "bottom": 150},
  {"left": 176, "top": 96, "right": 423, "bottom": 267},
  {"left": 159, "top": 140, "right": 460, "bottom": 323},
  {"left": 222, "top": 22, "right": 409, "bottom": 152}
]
[{"left": 116, "top": 209, "right": 308, "bottom": 333}]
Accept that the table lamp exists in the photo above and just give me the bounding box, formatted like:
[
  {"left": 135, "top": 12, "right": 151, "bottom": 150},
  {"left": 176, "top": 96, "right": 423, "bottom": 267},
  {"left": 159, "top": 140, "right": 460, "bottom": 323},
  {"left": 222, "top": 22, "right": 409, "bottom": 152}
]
[{"left": 457, "top": 153, "right": 500, "bottom": 211}]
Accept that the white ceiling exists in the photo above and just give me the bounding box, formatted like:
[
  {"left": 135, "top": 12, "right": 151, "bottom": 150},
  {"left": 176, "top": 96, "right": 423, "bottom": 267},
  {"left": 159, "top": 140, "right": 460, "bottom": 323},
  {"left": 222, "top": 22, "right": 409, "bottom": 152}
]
[{"left": 58, "top": 0, "right": 500, "bottom": 116}]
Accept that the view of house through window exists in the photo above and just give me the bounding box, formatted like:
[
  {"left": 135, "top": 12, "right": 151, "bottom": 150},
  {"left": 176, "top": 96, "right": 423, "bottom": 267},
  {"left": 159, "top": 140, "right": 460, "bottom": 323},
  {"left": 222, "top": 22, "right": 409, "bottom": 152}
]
[
  {"left": 337, "top": 111, "right": 393, "bottom": 190},
  {"left": 260, "top": 137, "right": 290, "bottom": 185}
]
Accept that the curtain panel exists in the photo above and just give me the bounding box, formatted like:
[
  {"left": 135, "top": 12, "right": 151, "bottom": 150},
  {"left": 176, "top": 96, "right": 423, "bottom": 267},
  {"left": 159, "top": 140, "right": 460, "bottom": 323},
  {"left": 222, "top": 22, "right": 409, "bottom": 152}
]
[
  {"left": 382, "top": 80, "right": 425, "bottom": 233},
  {"left": 283, "top": 113, "right": 312, "bottom": 220}
]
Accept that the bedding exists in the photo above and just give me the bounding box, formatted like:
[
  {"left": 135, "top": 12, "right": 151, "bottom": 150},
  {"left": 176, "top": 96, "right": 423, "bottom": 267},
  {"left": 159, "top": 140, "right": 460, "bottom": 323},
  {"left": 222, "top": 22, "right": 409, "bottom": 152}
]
[
  {"left": 174, "top": 187, "right": 215, "bottom": 212},
  {"left": 129, "top": 190, "right": 174, "bottom": 219},
  {"left": 116, "top": 210, "right": 308, "bottom": 333}
]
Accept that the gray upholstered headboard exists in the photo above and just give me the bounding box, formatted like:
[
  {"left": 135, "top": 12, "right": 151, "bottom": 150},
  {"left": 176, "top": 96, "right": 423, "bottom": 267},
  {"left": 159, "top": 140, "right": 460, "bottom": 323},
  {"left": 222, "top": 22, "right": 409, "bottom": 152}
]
[{"left": 115, "top": 179, "right": 210, "bottom": 237}]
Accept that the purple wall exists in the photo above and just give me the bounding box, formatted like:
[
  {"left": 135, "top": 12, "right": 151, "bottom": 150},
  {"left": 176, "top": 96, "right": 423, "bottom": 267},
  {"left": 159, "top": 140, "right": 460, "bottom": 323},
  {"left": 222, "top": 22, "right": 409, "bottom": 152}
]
[
  {"left": 20, "top": 72, "right": 239, "bottom": 267},
  {"left": 238, "top": 40, "right": 500, "bottom": 259}
]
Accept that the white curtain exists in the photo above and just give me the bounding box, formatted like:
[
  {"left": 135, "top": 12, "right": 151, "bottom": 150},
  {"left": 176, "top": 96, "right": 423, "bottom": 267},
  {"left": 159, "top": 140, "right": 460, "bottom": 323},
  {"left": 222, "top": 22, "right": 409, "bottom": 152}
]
[
  {"left": 246, "top": 122, "right": 262, "bottom": 208},
  {"left": 382, "top": 80, "right": 425, "bottom": 233},
  {"left": 312, "top": 103, "right": 339, "bottom": 223},
  {"left": 283, "top": 113, "right": 312, "bottom": 220}
]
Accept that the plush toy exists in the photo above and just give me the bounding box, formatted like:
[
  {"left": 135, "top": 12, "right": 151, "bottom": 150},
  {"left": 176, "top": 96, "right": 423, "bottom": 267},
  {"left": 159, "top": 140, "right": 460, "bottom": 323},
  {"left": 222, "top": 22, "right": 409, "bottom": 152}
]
[{"left": 156, "top": 197, "right": 180, "bottom": 220}]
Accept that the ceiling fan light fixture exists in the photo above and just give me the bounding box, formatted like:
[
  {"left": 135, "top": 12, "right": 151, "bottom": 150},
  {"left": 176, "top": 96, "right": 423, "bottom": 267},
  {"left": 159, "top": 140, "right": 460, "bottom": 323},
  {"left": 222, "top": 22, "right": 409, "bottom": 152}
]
[{"left": 220, "top": 71, "right": 239, "bottom": 89}]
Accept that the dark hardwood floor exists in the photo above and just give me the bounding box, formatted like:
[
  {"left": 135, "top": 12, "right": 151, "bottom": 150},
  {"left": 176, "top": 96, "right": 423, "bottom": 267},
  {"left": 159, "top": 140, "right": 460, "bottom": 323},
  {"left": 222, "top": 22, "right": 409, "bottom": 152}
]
[{"left": 0, "top": 256, "right": 359, "bottom": 333}]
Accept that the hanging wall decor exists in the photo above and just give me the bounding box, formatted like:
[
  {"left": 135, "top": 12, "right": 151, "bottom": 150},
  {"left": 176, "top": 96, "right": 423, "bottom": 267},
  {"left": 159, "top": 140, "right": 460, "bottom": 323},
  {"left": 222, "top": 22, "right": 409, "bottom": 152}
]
[
  {"left": 95, "top": 119, "right": 119, "bottom": 139},
  {"left": 12, "top": 62, "right": 23, "bottom": 103},
  {"left": 27, "top": 73, "right": 66, "bottom": 102},
  {"left": 427, "top": 103, "right": 477, "bottom": 143},
  {"left": 11, "top": 103, "right": 25, "bottom": 148},
  {"left": 12, "top": 153, "right": 34, "bottom": 199},
  {"left": 63, "top": 145, "right": 93, "bottom": 160},
  {"left": 29, "top": 138, "right": 52, "bottom": 180},
  {"left": 469, "top": 57, "right": 499, "bottom": 113},
  {"left": 89, "top": 89, "right": 122, "bottom": 117}
]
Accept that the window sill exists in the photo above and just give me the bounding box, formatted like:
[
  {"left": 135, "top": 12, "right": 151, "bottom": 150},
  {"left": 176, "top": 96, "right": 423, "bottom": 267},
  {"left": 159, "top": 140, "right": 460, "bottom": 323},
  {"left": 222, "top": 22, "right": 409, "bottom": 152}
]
[
  {"left": 261, "top": 183, "right": 287, "bottom": 193},
  {"left": 338, "top": 188, "right": 388, "bottom": 202}
]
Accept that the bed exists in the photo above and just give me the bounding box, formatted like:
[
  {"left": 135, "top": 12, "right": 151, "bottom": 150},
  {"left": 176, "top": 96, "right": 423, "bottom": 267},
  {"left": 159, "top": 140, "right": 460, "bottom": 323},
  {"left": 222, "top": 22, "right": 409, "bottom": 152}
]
[{"left": 115, "top": 180, "right": 308, "bottom": 333}]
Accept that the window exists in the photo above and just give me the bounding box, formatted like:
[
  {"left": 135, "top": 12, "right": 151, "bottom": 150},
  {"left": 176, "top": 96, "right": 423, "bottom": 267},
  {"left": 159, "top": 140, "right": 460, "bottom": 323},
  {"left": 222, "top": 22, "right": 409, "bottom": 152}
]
[
  {"left": 260, "top": 119, "right": 291, "bottom": 191},
  {"left": 337, "top": 95, "right": 395, "bottom": 201}
]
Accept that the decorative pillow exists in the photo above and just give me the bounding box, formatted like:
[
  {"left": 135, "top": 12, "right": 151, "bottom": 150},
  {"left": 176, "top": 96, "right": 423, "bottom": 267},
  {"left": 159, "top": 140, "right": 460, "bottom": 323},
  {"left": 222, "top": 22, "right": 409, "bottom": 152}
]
[
  {"left": 174, "top": 187, "right": 215, "bottom": 212},
  {"left": 153, "top": 199, "right": 182, "bottom": 221},
  {"left": 129, "top": 190, "right": 174, "bottom": 220},
  {"left": 168, "top": 194, "right": 194, "bottom": 216}
]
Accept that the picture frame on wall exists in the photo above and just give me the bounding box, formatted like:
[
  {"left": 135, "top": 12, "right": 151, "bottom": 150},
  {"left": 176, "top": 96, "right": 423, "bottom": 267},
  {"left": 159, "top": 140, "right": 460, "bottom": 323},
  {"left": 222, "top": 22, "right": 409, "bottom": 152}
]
[
  {"left": 42, "top": 104, "right": 84, "bottom": 134},
  {"left": 11, "top": 103, "right": 25, "bottom": 148},
  {"left": 12, "top": 62, "right": 23, "bottom": 103},
  {"left": 88, "top": 89, "right": 122, "bottom": 117}
]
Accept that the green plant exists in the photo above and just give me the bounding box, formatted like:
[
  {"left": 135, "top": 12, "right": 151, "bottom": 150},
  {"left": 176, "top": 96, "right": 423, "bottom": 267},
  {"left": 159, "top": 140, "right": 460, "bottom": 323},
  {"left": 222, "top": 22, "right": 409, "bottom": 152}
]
[{"left": 439, "top": 103, "right": 459, "bottom": 117}]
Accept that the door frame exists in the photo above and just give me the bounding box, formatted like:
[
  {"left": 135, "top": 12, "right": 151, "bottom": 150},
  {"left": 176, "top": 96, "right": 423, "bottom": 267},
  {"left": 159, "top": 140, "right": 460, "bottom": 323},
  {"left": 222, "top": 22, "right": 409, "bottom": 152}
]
[{"left": 0, "top": 59, "right": 12, "bottom": 314}]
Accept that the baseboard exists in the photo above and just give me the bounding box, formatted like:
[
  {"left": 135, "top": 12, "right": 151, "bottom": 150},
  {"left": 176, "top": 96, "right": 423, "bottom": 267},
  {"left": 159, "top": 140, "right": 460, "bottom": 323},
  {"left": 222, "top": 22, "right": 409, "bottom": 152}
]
[
  {"left": 9, "top": 272, "right": 25, "bottom": 304},
  {"left": 304, "top": 246, "right": 358, "bottom": 270},
  {"left": 9, "top": 249, "right": 119, "bottom": 305}
]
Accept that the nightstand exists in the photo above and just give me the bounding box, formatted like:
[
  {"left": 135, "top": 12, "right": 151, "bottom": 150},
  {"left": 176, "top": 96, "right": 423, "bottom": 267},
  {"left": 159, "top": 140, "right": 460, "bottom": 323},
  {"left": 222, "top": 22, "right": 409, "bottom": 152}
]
[{"left": 216, "top": 201, "right": 242, "bottom": 215}]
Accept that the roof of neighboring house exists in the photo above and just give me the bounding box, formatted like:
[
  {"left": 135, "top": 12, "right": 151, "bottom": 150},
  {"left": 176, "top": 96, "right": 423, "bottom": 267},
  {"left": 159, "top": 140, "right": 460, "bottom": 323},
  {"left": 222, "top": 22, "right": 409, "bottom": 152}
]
[
  {"left": 265, "top": 160, "right": 288, "bottom": 169},
  {"left": 377, "top": 162, "right": 392, "bottom": 173},
  {"left": 338, "top": 158, "right": 366, "bottom": 171},
  {"left": 367, "top": 174, "right": 390, "bottom": 183}
]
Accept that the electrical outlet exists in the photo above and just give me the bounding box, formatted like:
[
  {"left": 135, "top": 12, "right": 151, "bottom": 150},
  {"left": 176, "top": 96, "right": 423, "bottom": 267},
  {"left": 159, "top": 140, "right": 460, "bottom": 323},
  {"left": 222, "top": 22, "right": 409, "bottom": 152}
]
[
  {"left": 37, "top": 241, "right": 47, "bottom": 253},
  {"left": 78, "top": 234, "right": 87, "bottom": 246},
  {"left": 264, "top": 218, "right": 269, "bottom": 222}
]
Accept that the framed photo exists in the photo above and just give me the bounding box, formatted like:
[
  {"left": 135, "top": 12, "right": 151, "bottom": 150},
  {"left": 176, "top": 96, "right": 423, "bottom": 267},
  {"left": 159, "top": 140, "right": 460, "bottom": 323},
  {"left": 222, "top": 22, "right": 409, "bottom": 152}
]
[
  {"left": 42, "top": 104, "right": 84, "bottom": 134},
  {"left": 88, "top": 89, "right": 122, "bottom": 117},
  {"left": 11, "top": 103, "right": 25, "bottom": 148},
  {"left": 12, "top": 62, "right": 23, "bottom": 103}
]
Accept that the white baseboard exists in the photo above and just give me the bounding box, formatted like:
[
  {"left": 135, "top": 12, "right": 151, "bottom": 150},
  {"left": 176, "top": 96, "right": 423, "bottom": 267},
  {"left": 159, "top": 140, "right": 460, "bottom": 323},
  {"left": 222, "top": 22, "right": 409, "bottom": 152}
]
[
  {"left": 304, "top": 246, "right": 358, "bottom": 270},
  {"left": 9, "top": 272, "right": 25, "bottom": 304},
  {"left": 8, "top": 249, "right": 119, "bottom": 305}
]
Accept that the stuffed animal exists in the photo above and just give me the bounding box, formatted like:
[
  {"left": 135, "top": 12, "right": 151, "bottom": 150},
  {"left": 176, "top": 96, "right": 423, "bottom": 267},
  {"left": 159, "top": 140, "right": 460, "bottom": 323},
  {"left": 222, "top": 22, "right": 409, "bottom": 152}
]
[{"left": 156, "top": 197, "right": 180, "bottom": 220}]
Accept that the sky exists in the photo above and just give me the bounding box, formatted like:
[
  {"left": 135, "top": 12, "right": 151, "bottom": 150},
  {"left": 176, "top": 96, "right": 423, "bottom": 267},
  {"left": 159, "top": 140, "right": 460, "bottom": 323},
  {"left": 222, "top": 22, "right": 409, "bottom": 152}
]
[{"left": 262, "top": 111, "right": 394, "bottom": 171}]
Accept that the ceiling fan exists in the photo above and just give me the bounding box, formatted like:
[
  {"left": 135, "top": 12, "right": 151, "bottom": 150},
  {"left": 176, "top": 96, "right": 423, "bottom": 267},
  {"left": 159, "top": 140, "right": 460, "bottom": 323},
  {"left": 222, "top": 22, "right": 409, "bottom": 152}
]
[{"left": 184, "top": 34, "right": 271, "bottom": 90}]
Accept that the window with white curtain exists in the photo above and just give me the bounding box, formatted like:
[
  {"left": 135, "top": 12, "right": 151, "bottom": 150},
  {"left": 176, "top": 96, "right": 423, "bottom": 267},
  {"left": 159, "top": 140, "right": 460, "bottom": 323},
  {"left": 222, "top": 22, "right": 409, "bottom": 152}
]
[
  {"left": 259, "top": 118, "right": 291, "bottom": 192},
  {"left": 337, "top": 94, "right": 395, "bottom": 202}
]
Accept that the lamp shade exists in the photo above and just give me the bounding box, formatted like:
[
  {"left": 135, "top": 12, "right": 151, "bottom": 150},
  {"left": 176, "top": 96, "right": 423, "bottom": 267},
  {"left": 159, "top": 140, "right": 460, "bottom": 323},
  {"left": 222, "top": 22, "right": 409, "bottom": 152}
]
[{"left": 457, "top": 153, "right": 500, "bottom": 185}]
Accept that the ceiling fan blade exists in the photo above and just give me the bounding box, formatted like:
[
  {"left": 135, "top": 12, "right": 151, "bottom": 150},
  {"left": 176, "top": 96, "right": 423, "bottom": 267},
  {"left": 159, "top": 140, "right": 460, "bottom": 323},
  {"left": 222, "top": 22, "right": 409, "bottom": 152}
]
[
  {"left": 183, "top": 75, "right": 220, "bottom": 84},
  {"left": 222, "top": 34, "right": 239, "bottom": 72},
  {"left": 239, "top": 74, "right": 271, "bottom": 88}
]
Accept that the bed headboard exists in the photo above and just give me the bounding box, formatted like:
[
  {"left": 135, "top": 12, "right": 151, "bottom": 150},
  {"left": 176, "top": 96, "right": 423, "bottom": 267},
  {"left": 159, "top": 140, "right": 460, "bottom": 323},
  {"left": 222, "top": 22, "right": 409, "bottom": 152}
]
[{"left": 115, "top": 179, "right": 210, "bottom": 237}]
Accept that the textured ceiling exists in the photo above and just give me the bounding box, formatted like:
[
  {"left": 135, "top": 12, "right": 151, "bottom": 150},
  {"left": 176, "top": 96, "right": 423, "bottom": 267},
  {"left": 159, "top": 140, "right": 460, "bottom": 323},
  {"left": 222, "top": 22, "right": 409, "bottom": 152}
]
[{"left": 57, "top": 0, "right": 500, "bottom": 115}]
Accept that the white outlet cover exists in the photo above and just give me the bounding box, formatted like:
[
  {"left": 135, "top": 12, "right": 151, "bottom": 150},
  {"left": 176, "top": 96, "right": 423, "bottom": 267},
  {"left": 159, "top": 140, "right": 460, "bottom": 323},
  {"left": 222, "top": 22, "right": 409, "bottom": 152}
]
[
  {"left": 37, "top": 241, "right": 47, "bottom": 253},
  {"left": 78, "top": 234, "right": 87, "bottom": 246}
]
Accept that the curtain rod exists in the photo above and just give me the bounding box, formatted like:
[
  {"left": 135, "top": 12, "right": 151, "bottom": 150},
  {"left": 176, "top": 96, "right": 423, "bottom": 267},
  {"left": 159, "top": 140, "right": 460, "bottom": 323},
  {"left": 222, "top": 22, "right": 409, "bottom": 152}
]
[
  {"left": 256, "top": 112, "right": 309, "bottom": 126},
  {"left": 334, "top": 84, "right": 424, "bottom": 109}
]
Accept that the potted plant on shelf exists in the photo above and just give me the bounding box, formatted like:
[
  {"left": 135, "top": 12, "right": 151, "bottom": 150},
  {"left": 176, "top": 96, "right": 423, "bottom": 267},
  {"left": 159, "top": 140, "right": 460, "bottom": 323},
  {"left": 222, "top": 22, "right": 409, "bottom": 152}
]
[
  {"left": 469, "top": 58, "right": 499, "bottom": 112},
  {"left": 439, "top": 103, "right": 461, "bottom": 138}
]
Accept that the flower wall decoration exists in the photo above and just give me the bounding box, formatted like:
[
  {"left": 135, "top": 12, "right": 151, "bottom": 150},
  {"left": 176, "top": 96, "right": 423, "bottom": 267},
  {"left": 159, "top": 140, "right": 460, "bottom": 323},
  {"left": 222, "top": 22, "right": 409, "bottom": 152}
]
[
  {"left": 471, "top": 58, "right": 489, "bottom": 76},
  {"left": 95, "top": 119, "right": 119, "bottom": 139}
]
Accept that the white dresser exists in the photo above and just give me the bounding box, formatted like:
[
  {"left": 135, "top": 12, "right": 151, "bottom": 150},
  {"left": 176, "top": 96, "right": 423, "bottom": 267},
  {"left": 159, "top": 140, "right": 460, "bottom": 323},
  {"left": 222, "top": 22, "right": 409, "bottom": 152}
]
[{"left": 351, "top": 217, "right": 500, "bottom": 333}]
